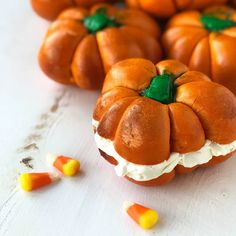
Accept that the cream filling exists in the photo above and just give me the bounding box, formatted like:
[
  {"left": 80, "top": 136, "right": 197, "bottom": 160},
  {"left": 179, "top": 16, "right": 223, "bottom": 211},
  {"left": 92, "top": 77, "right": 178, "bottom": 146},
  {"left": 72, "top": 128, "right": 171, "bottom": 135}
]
[
  {"left": 92, "top": 119, "right": 100, "bottom": 130},
  {"left": 93, "top": 119, "right": 236, "bottom": 181}
]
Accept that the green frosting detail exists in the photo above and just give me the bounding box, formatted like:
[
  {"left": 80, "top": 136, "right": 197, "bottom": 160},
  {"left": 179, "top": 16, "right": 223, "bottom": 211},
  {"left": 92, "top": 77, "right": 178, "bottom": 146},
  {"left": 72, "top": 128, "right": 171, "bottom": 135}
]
[
  {"left": 200, "top": 15, "right": 236, "bottom": 32},
  {"left": 141, "top": 74, "right": 176, "bottom": 104},
  {"left": 84, "top": 8, "right": 121, "bottom": 34}
]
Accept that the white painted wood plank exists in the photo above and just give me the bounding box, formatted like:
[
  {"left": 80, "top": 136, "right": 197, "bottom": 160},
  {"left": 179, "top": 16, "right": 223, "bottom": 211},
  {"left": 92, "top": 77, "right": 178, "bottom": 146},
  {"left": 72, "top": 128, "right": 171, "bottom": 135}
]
[{"left": 0, "top": 1, "right": 236, "bottom": 236}]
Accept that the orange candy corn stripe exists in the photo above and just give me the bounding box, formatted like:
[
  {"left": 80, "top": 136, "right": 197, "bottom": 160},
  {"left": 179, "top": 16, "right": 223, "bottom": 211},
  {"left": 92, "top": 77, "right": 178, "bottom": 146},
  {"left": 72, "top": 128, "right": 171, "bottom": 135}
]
[
  {"left": 47, "top": 154, "right": 80, "bottom": 176},
  {"left": 19, "top": 172, "right": 60, "bottom": 192},
  {"left": 123, "top": 201, "right": 159, "bottom": 229}
]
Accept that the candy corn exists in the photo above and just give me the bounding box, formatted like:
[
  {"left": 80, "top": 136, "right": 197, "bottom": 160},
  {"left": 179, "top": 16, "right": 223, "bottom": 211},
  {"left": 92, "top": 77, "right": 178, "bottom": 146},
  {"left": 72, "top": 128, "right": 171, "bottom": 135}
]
[
  {"left": 123, "top": 201, "right": 159, "bottom": 229},
  {"left": 47, "top": 154, "right": 80, "bottom": 176},
  {"left": 19, "top": 172, "right": 60, "bottom": 192}
]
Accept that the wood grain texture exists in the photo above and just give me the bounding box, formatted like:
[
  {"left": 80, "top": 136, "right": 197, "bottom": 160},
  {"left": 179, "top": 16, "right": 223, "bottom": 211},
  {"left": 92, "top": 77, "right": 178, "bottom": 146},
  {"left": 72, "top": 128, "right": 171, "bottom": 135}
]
[{"left": 0, "top": 1, "right": 236, "bottom": 236}]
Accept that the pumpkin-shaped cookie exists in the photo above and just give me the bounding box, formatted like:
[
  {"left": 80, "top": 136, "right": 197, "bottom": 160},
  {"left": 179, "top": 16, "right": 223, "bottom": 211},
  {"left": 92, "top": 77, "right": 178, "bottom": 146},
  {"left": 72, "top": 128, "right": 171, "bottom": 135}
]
[
  {"left": 126, "top": 0, "right": 227, "bottom": 18},
  {"left": 30, "top": 0, "right": 111, "bottom": 20},
  {"left": 93, "top": 58, "right": 236, "bottom": 186},
  {"left": 39, "top": 4, "right": 162, "bottom": 90},
  {"left": 162, "top": 6, "right": 236, "bottom": 94}
]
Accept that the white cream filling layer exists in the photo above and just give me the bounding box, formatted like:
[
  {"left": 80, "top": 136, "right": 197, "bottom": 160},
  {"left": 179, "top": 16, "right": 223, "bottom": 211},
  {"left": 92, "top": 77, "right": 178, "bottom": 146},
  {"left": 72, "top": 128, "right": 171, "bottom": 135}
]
[
  {"left": 92, "top": 119, "right": 100, "bottom": 130},
  {"left": 93, "top": 119, "right": 236, "bottom": 181}
]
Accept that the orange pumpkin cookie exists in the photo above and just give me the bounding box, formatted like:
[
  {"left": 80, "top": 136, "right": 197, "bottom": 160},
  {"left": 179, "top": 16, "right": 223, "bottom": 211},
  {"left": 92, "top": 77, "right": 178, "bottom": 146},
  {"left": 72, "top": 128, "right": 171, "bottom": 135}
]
[
  {"left": 30, "top": 0, "right": 111, "bottom": 20},
  {"left": 93, "top": 58, "right": 236, "bottom": 186},
  {"left": 39, "top": 4, "right": 162, "bottom": 90},
  {"left": 163, "top": 6, "right": 236, "bottom": 94},
  {"left": 126, "top": 0, "right": 227, "bottom": 18}
]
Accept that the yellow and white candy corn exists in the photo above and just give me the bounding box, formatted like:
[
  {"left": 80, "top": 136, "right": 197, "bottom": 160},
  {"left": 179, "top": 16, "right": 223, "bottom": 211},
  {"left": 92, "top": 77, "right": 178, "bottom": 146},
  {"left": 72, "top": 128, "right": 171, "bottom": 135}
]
[
  {"left": 123, "top": 201, "right": 159, "bottom": 229},
  {"left": 19, "top": 172, "right": 60, "bottom": 192},
  {"left": 47, "top": 154, "right": 80, "bottom": 176}
]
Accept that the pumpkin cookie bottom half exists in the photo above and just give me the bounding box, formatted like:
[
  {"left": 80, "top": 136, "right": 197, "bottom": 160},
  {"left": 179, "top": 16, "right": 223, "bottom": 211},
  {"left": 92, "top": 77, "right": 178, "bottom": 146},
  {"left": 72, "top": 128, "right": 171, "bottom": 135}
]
[
  {"left": 95, "top": 130, "right": 236, "bottom": 186},
  {"left": 99, "top": 149, "right": 175, "bottom": 186}
]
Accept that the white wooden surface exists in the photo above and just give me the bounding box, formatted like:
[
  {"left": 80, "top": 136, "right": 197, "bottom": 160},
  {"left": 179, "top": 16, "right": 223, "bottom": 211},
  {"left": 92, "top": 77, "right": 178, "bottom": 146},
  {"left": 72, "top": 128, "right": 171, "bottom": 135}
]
[{"left": 0, "top": 1, "right": 236, "bottom": 236}]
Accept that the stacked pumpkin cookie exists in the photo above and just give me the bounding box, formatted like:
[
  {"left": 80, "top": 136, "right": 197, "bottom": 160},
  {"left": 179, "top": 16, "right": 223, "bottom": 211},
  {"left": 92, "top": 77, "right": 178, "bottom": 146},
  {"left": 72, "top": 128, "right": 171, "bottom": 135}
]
[
  {"left": 93, "top": 59, "right": 236, "bottom": 186},
  {"left": 31, "top": 1, "right": 236, "bottom": 186}
]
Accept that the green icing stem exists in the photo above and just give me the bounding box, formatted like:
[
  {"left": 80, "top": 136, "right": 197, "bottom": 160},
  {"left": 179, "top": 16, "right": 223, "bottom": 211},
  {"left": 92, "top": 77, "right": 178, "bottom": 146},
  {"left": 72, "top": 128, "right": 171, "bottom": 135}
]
[
  {"left": 83, "top": 8, "right": 120, "bottom": 34},
  {"left": 141, "top": 74, "right": 176, "bottom": 104},
  {"left": 200, "top": 15, "right": 236, "bottom": 32}
]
